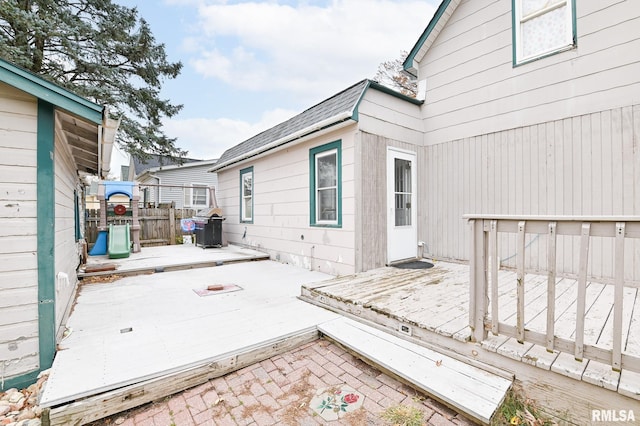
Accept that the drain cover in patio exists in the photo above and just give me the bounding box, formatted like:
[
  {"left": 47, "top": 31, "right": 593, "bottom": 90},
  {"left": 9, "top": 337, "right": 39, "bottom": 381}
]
[
  {"left": 192, "top": 284, "right": 242, "bottom": 297},
  {"left": 309, "top": 386, "right": 364, "bottom": 421}
]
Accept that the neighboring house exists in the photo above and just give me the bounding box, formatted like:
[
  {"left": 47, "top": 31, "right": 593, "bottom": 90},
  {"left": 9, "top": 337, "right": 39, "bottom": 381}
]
[
  {"left": 0, "top": 58, "right": 117, "bottom": 390},
  {"left": 127, "top": 154, "right": 218, "bottom": 209},
  {"left": 213, "top": 0, "right": 640, "bottom": 279}
]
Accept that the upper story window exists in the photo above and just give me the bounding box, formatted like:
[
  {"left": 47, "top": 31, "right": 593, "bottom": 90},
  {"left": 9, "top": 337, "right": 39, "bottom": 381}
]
[
  {"left": 184, "top": 184, "right": 208, "bottom": 208},
  {"left": 513, "top": 0, "right": 576, "bottom": 65},
  {"left": 240, "top": 167, "right": 253, "bottom": 223},
  {"left": 310, "top": 140, "right": 341, "bottom": 227}
]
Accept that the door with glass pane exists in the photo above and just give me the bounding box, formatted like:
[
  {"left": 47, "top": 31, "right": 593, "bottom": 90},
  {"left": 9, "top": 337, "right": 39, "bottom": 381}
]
[{"left": 387, "top": 148, "right": 417, "bottom": 263}]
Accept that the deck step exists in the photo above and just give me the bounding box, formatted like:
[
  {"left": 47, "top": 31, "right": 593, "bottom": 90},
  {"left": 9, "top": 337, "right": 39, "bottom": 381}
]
[{"left": 318, "top": 317, "right": 512, "bottom": 424}]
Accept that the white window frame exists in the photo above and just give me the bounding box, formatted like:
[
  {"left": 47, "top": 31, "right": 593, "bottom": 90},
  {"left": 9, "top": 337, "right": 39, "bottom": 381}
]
[
  {"left": 240, "top": 167, "right": 253, "bottom": 223},
  {"left": 513, "top": 0, "right": 575, "bottom": 65},
  {"left": 314, "top": 149, "right": 338, "bottom": 225},
  {"left": 184, "top": 183, "right": 209, "bottom": 208},
  {"left": 309, "top": 140, "right": 341, "bottom": 228}
]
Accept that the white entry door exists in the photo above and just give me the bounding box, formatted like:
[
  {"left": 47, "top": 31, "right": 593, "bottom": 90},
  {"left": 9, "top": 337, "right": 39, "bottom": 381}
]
[{"left": 387, "top": 148, "right": 417, "bottom": 263}]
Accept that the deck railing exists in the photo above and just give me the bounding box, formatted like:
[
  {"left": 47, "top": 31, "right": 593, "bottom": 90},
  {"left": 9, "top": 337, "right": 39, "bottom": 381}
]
[{"left": 465, "top": 215, "right": 640, "bottom": 373}]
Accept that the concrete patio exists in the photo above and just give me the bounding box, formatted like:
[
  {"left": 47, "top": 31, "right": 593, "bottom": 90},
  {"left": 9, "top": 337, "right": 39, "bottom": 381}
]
[{"left": 41, "top": 246, "right": 340, "bottom": 424}]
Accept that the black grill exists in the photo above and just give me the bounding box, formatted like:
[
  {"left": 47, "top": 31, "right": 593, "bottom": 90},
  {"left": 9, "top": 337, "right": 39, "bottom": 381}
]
[{"left": 194, "top": 208, "right": 224, "bottom": 248}]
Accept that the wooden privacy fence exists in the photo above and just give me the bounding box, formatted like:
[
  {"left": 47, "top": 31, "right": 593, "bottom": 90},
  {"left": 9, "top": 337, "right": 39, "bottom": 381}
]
[
  {"left": 86, "top": 208, "right": 197, "bottom": 247},
  {"left": 466, "top": 215, "right": 640, "bottom": 373}
]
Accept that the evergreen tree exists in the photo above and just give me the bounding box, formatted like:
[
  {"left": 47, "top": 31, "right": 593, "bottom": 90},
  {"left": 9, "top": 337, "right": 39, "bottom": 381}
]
[{"left": 0, "top": 0, "right": 185, "bottom": 160}]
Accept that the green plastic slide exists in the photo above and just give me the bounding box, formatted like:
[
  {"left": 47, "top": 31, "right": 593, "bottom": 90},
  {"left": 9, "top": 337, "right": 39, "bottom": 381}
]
[{"left": 108, "top": 223, "right": 131, "bottom": 259}]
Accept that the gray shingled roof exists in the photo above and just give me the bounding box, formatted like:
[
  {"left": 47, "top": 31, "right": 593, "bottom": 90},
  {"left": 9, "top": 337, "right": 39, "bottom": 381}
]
[
  {"left": 133, "top": 154, "right": 201, "bottom": 175},
  {"left": 213, "top": 79, "right": 370, "bottom": 170}
]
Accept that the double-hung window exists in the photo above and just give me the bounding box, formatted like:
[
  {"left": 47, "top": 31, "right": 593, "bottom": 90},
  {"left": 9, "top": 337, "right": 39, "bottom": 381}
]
[
  {"left": 240, "top": 167, "right": 253, "bottom": 223},
  {"left": 184, "top": 184, "right": 208, "bottom": 208},
  {"left": 513, "top": 0, "right": 576, "bottom": 65},
  {"left": 310, "top": 141, "right": 341, "bottom": 227}
]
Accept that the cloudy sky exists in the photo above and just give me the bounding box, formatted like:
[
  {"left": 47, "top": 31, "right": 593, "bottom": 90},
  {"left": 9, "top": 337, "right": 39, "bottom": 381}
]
[{"left": 112, "top": 0, "right": 438, "bottom": 175}]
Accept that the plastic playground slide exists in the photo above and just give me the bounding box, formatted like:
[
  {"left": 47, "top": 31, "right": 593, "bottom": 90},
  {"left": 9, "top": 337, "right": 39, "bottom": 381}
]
[{"left": 108, "top": 223, "right": 131, "bottom": 259}]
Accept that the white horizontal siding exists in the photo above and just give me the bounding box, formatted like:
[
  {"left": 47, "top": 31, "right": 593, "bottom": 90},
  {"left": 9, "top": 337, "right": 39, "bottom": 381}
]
[
  {"left": 217, "top": 127, "right": 357, "bottom": 276},
  {"left": 0, "top": 82, "right": 39, "bottom": 380},
  {"left": 140, "top": 164, "right": 218, "bottom": 208},
  {"left": 423, "top": 104, "right": 640, "bottom": 282},
  {"left": 358, "top": 89, "right": 423, "bottom": 145},
  {"left": 419, "top": 0, "right": 640, "bottom": 145}
]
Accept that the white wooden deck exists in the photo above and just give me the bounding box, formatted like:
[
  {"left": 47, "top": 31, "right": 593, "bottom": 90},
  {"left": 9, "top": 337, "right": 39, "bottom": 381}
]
[
  {"left": 301, "top": 261, "right": 640, "bottom": 402},
  {"left": 41, "top": 261, "right": 339, "bottom": 411}
]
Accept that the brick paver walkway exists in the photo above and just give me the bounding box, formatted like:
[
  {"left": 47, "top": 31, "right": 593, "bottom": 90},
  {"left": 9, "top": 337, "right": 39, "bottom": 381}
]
[{"left": 90, "top": 339, "right": 475, "bottom": 425}]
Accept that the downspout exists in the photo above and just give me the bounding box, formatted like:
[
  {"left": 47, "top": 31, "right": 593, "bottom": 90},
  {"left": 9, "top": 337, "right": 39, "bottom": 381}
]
[
  {"left": 149, "top": 174, "right": 161, "bottom": 206},
  {"left": 100, "top": 108, "right": 120, "bottom": 179}
]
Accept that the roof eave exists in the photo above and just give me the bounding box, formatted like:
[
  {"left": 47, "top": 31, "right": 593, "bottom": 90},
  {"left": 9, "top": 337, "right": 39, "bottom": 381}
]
[
  {"left": 210, "top": 111, "right": 355, "bottom": 173},
  {"left": 0, "top": 58, "right": 103, "bottom": 124},
  {"left": 139, "top": 159, "right": 218, "bottom": 175}
]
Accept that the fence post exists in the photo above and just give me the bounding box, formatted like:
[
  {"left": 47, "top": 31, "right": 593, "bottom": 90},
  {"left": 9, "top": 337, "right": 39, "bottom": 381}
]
[{"left": 169, "top": 208, "right": 176, "bottom": 245}]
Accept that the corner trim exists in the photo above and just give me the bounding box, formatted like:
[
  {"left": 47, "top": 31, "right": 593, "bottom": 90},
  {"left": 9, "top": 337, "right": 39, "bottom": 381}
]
[{"left": 37, "top": 100, "right": 56, "bottom": 374}]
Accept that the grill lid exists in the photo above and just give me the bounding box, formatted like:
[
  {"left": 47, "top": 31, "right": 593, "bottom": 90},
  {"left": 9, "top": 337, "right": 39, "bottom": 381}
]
[{"left": 195, "top": 207, "right": 222, "bottom": 218}]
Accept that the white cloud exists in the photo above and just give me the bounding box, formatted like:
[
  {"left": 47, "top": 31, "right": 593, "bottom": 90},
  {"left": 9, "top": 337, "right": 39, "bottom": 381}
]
[
  {"left": 161, "top": 107, "right": 299, "bottom": 160},
  {"left": 190, "top": 0, "right": 435, "bottom": 103},
  {"left": 109, "top": 107, "right": 297, "bottom": 176}
]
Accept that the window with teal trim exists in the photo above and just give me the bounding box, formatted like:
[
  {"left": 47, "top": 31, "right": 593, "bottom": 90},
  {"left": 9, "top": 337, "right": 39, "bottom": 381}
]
[
  {"left": 513, "top": 0, "right": 576, "bottom": 65},
  {"left": 240, "top": 167, "right": 253, "bottom": 223},
  {"left": 310, "top": 141, "right": 341, "bottom": 227},
  {"left": 74, "top": 190, "right": 81, "bottom": 241}
]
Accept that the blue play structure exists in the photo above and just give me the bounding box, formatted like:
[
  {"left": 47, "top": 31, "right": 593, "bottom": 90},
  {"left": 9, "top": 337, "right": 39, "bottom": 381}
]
[{"left": 89, "top": 181, "right": 141, "bottom": 257}]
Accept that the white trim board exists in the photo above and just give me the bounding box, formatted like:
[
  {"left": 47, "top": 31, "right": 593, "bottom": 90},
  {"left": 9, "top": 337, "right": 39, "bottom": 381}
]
[{"left": 318, "top": 316, "right": 512, "bottom": 424}]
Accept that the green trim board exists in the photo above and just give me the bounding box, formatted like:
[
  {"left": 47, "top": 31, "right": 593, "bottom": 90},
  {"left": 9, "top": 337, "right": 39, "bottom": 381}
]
[
  {"left": 404, "top": 0, "right": 453, "bottom": 76},
  {"left": 74, "top": 190, "right": 81, "bottom": 241},
  {"left": 1, "top": 369, "right": 40, "bottom": 392},
  {"left": 309, "top": 140, "right": 342, "bottom": 228},
  {"left": 511, "top": 0, "right": 577, "bottom": 67},
  {"left": 239, "top": 166, "right": 254, "bottom": 224},
  {"left": 0, "top": 58, "right": 103, "bottom": 124},
  {"left": 37, "top": 100, "right": 57, "bottom": 376}
]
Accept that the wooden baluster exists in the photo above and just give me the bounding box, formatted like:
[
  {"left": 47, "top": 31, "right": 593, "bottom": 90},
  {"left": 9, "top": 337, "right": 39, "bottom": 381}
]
[
  {"left": 612, "top": 222, "right": 625, "bottom": 371},
  {"left": 516, "top": 221, "right": 526, "bottom": 343},
  {"left": 575, "top": 223, "right": 591, "bottom": 361},
  {"left": 546, "top": 221, "right": 557, "bottom": 352},
  {"left": 490, "top": 220, "right": 499, "bottom": 335},
  {"left": 469, "top": 219, "right": 488, "bottom": 343}
]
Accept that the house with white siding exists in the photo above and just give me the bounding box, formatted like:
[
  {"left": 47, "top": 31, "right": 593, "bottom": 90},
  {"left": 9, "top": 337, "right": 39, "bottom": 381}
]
[
  {"left": 211, "top": 80, "right": 423, "bottom": 276},
  {"left": 127, "top": 154, "right": 218, "bottom": 209},
  {"left": 0, "top": 58, "right": 117, "bottom": 390},
  {"left": 213, "top": 0, "right": 640, "bottom": 281}
]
